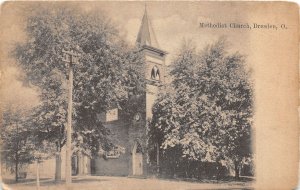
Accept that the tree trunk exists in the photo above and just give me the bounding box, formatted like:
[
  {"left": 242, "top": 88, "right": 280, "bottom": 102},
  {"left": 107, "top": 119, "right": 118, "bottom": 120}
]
[
  {"left": 15, "top": 124, "right": 19, "bottom": 182},
  {"left": 55, "top": 152, "right": 62, "bottom": 181},
  {"left": 55, "top": 141, "right": 61, "bottom": 182},
  {"left": 36, "top": 160, "right": 40, "bottom": 190},
  {"left": 156, "top": 144, "right": 160, "bottom": 175},
  {"left": 55, "top": 142, "right": 62, "bottom": 182},
  {"left": 234, "top": 161, "right": 240, "bottom": 180},
  {"left": 15, "top": 157, "right": 18, "bottom": 182}
]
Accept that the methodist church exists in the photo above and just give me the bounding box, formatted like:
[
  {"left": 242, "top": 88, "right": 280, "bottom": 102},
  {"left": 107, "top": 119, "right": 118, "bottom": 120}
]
[
  {"left": 87, "top": 7, "right": 167, "bottom": 177},
  {"left": 25, "top": 7, "right": 166, "bottom": 179}
]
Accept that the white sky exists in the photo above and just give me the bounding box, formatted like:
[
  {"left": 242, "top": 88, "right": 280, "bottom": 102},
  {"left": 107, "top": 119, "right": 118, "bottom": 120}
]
[
  {"left": 97, "top": 1, "right": 251, "bottom": 65},
  {"left": 0, "top": 1, "right": 266, "bottom": 109}
]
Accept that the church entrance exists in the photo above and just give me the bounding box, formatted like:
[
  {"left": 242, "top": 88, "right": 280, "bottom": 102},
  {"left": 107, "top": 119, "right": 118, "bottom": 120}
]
[
  {"left": 71, "top": 152, "right": 91, "bottom": 176},
  {"left": 132, "top": 142, "right": 143, "bottom": 176},
  {"left": 71, "top": 155, "right": 78, "bottom": 176}
]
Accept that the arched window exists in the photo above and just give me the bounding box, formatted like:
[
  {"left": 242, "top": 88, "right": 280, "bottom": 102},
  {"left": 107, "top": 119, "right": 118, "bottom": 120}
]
[
  {"left": 132, "top": 141, "right": 143, "bottom": 154},
  {"left": 151, "top": 66, "right": 160, "bottom": 81},
  {"left": 136, "top": 142, "right": 143, "bottom": 153}
]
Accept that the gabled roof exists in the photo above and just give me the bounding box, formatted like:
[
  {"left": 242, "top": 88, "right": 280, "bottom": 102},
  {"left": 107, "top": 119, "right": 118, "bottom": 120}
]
[{"left": 136, "top": 7, "right": 159, "bottom": 49}]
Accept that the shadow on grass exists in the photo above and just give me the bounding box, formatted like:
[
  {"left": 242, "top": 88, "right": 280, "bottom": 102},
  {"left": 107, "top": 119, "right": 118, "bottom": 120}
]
[
  {"left": 156, "top": 176, "right": 254, "bottom": 186},
  {"left": 3, "top": 177, "right": 110, "bottom": 187},
  {"left": 187, "top": 188, "right": 253, "bottom": 190},
  {"left": 2, "top": 178, "right": 51, "bottom": 184},
  {"left": 72, "top": 178, "right": 109, "bottom": 184}
]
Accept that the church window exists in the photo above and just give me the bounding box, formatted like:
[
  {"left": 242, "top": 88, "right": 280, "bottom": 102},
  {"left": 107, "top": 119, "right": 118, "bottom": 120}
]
[
  {"left": 104, "top": 149, "right": 120, "bottom": 159},
  {"left": 104, "top": 146, "right": 125, "bottom": 159},
  {"left": 134, "top": 113, "right": 141, "bottom": 122},
  {"left": 136, "top": 143, "right": 143, "bottom": 153},
  {"left": 106, "top": 108, "right": 118, "bottom": 122},
  {"left": 151, "top": 66, "right": 160, "bottom": 80}
]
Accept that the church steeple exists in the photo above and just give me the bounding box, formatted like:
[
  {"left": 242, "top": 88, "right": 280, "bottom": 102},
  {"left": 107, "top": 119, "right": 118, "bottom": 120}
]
[{"left": 136, "top": 5, "right": 159, "bottom": 49}]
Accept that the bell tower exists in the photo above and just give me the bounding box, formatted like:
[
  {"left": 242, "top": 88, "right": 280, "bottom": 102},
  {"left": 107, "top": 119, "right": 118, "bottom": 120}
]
[
  {"left": 136, "top": 6, "right": 168, "bottom": 119},
  {"left": 128, "top": 6, "right": 168, "bottom": 177}
]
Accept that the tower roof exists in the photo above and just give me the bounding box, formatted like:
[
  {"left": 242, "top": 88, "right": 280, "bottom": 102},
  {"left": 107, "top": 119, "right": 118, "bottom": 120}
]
[{"left": 136, "top": 6, "right": 159, "bottom": 49}]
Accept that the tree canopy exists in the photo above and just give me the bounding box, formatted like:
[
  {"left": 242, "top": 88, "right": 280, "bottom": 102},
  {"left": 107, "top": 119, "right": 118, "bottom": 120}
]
[
  {"left": 149, "top": 38, "right": 253, "bottom": 178},
  {"left": 1, "top": 106, "right": 36, "bottom": 181},
  {"left": 13, "top": 6, "right": 145, "bottom": 157}
]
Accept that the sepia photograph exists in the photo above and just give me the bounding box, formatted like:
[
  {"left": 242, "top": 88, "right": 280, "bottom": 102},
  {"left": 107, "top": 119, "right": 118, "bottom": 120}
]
[{"left": 0, "top": 1, "right": 298, "bottom": 190}]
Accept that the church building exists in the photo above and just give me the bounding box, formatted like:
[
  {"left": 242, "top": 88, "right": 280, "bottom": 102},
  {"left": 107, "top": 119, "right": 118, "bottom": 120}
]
[
  {"left": 23, "top": 7, "right": 166, "bottom": 179},
  {"left": 73, "top": 7, "right": 167, "bottom": 177}
]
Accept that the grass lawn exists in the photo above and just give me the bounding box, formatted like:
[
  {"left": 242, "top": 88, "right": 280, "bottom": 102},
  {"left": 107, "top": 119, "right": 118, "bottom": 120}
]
[{"left": 2, "top": 176, "right": 254, "bottom": 190}]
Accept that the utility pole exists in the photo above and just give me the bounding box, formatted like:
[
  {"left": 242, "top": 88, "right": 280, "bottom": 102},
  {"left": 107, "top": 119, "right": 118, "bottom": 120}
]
[{"left": 62, "top": 48, "right": 80, "bottom": 189}]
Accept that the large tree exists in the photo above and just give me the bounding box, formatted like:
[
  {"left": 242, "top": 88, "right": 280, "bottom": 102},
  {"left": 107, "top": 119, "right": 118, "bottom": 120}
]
[
  {"left": 1, "top": 107, "right": 35, "bottom": 182},
  {"left": 149, "top": 38, "right": 253, "bottom": 179},
  {"left": 13, "top": 5, "right": 145, "bottom": 180}
]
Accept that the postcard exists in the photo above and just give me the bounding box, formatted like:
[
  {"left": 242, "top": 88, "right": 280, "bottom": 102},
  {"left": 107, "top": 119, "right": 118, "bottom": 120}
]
[{"left": 0, "top": 1, "right": 298, "bottom": 190}]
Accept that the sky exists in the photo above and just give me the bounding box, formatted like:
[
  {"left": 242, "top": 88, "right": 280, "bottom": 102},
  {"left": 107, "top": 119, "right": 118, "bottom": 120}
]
[
  {"left": 0, "top": 1, "right": 277, "bottom": 111},
  {"left": 97, "top": 1, "right": 251, "bottom": 63},
  {"left": 1, "top": 1, "right": 253, "bottom": 62}
]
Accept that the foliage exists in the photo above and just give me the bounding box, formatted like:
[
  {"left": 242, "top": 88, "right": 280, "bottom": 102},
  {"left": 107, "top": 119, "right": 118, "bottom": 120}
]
[
  {"left": 149, "top": 38, "right": 253, "bottom": 179},
  {"left": 1, "top": 107, "right": 35, "bottom": 181},
  {"left": 13, "top": 6, "right": 145, "bottom": 158}
]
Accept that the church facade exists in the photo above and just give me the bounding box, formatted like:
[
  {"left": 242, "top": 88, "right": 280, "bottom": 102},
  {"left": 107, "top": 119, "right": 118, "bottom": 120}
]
[{"left": 71, "top": 8, "right": 167, "bottom": 177}]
